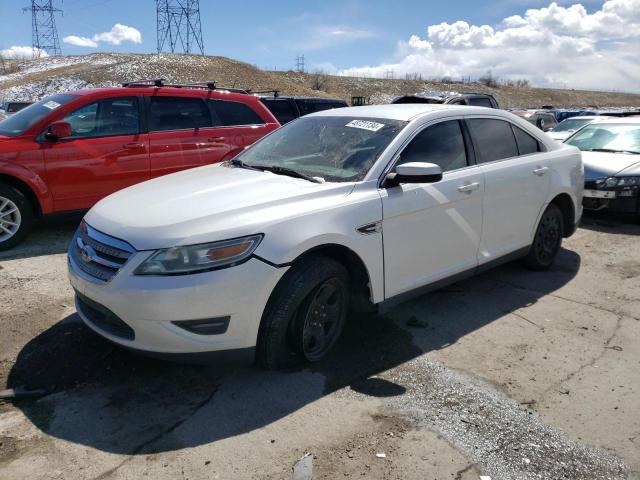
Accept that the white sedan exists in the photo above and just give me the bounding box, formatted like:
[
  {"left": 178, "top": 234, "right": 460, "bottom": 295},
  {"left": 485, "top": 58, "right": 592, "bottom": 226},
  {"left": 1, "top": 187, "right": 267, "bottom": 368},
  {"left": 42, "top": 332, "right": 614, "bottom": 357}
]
[
  {"left": 547, "top": 115, "right": 609, "bottom": 142},
  {"left": 68, "top": 104, "right": 583, "bottom": 368}
]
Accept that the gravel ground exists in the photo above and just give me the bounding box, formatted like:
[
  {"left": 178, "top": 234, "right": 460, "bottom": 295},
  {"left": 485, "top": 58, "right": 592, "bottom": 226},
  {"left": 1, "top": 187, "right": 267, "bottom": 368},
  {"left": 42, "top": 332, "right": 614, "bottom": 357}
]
[{"left": 0, "top": 213, "right": 638, "bottom": 479}]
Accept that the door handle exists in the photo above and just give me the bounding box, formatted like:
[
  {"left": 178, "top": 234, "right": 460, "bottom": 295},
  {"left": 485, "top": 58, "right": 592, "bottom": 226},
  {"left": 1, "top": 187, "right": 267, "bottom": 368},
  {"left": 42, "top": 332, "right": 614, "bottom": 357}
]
[
  {"left": 123, "top": 142, "right": 144, "bottom": 150},
  {"left": 457, "top": 182, "right": 480, "bottom": 193},
  {"left": 533, "top": 166, "right": 549, "bottom": 176}
]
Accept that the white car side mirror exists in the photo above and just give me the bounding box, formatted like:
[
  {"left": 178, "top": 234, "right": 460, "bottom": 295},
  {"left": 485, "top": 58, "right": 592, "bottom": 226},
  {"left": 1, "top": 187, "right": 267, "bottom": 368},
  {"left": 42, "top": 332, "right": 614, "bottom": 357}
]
[{"left": 383, "top": 162, "right": 443, "bottom": 188}]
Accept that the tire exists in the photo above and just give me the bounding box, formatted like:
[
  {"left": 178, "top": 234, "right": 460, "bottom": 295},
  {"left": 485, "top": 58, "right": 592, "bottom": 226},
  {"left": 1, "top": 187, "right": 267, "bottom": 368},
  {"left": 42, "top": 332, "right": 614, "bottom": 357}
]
[
  {"left": 0, "top": 183, "right": 35, "bottom": 251},
  {"left": 525, "top": 203, "right": 564, "bottom": 271},
  {"left": 257, "top": 254, "right": 349, "bottom": 370}
]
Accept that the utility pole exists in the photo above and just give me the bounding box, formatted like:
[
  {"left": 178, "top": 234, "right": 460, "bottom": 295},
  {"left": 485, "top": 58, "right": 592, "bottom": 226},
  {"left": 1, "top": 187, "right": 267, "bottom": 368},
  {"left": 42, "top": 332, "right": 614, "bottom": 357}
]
[
  {"left": 156, "top": 0, "right": 204, "bottom": 55},
  {"left": 295, "top": 54, "right": 305, "bottom": 73},
  {"left": 23, "top": 0, "right": 62, "bottom": 57}
]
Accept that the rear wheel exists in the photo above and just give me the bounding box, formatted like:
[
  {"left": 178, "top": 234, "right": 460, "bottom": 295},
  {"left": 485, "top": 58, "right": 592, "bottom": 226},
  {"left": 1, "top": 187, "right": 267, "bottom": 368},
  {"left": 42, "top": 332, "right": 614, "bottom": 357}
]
[
  {"left": 0, "top": 183, "right": 34, "bottom": 251},
  {"left": 257, "top": 254, "right": 349, "bottom": 370},
  {"left": 525, "top": 204, "right": 563, "bottom": 270}
]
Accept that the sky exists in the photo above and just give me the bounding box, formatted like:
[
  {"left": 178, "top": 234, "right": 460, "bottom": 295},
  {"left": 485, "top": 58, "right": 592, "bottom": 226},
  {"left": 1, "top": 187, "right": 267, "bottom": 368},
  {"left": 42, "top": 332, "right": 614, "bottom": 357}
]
[{"left": 1, "top": 0, "right": 639, "bottom": 92}]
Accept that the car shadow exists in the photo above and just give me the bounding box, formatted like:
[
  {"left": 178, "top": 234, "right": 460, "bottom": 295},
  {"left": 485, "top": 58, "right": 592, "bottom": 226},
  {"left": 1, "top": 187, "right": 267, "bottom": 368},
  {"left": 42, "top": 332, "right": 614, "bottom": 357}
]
[
  {"left": 579, "top": 211, "right": 640, "bottom": 236},
  {"left": 0, "top": 219, "right": 79, "bottom": 261},
  {"left": 6, "top": 248, "right": 580, "bottom": 455}
]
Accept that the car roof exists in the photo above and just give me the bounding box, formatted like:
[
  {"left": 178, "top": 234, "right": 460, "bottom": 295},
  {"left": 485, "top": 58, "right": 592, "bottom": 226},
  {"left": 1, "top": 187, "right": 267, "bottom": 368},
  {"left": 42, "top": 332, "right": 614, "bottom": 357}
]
[
  {"left": 64, "top": 86, "right": 259, "bottom": 103},
  {"left": 308, "top": 104, "right": 506, "bottom": 122}
]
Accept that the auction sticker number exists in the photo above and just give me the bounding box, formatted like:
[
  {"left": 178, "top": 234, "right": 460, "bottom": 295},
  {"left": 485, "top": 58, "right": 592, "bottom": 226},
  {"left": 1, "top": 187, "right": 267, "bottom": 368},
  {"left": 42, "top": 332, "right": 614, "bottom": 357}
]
[
  {"left": 346, "top": 120, "right": 385, "bottom": 132},
  {"left": 43, "top": 101, "right": 61, "bottom": 110}
]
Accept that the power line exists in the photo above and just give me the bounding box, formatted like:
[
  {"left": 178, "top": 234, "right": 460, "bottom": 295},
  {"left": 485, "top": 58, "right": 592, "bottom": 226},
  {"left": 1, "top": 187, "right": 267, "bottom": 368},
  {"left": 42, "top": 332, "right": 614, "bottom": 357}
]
[
  {"left": 23, "top": 0, "right": 63, "bottom": 57},
  {"left": 295, "top": 54, "right": 305, "bottom": 73},
  {"left": 156, "top": 0, "right": 205, "bottom": 55}
]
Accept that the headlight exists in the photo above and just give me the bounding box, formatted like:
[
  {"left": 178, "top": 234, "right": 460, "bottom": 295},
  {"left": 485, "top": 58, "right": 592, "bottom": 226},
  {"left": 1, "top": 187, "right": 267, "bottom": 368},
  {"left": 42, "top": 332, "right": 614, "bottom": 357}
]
[
  {"left": 604, "top": 177, "right": 619, "bottom": 187},
  {"left": 134, "top": 234, "right": 263, "bottom": 275},
  {"left": 617, "top": 176, "right": 639, "bottom": 186}
]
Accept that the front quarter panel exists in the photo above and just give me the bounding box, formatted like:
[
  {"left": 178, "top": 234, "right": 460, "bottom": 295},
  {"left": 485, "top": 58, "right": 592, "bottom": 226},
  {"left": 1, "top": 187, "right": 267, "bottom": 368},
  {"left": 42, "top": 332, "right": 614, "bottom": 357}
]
[{"left": 253, "top": 181, "right": 385, "bottom": 303}]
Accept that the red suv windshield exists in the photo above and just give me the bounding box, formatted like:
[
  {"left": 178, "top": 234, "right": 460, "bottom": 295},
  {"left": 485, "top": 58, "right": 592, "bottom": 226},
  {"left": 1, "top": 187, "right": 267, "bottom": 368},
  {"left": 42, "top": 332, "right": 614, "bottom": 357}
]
[{"left": 0, "top": 94, "right": 78, "bottom": 137}]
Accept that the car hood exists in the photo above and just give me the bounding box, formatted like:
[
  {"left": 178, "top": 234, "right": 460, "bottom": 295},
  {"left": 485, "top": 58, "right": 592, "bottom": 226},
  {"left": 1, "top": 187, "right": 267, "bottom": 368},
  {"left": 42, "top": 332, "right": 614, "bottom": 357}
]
[
  {"left": 581, "top": 151, "right": 640, "bottom": 181},
  {"left": 0, "top": 135, "right": 13, "bottom": 143},
  {"left": 85, "top": 163, "right": 356, "bottom": 250}
]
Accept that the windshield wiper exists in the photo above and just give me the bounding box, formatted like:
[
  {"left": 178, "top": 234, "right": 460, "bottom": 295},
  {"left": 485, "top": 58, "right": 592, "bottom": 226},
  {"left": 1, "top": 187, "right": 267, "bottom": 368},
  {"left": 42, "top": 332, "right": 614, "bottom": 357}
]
[
  {"left": 257, "top": 165, "right": 322, "bottom": 183},
  {"left": 231, "top": 159, "right": 322, "bottom": 183},
  {"left": 587, "top": 148, "right": 640, "bottom": 154},
  {"left": 230, "top": 158, "right": 263, "bottom": 171}
]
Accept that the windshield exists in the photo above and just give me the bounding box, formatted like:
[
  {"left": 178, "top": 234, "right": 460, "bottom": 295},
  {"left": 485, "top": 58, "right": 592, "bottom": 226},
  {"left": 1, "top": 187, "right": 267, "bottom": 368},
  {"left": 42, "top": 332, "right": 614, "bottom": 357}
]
[
  {"left": 566, "top": 123, "right": 640, "bottom": 154},
  {"left": 551, "top": 117, "right": 592, "bottom": 132},
  {"left": 0, "top": 94, "right": 77, "bottom": 137},
  {"left": 234, "top": 116, "right": 407, "bottom": 182}
]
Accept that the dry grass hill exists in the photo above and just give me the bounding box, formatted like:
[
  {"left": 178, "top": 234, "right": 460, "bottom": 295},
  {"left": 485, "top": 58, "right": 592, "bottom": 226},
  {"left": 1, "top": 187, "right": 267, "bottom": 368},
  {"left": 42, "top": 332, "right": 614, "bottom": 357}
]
[{"left": 1, "top": 52, "right": 640, "bottom": 109}]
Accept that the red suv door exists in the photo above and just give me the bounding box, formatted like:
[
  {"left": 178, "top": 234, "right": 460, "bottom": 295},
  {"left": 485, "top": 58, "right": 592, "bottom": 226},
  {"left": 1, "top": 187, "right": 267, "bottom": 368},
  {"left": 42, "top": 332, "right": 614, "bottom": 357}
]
[
  {"left": 43, "top": 96, "right": 149, "bottom": 211},
  {"left": 207, "top": 98, "right": 277, "bottom": 154},
  {"left": 147, "top": 95, "right": 237, "bottom": 178}
]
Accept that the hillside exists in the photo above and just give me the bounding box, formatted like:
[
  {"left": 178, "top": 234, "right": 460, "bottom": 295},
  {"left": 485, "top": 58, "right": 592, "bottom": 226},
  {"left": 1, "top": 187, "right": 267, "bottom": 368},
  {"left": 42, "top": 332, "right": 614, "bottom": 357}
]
[{"left": 1, "top": 52, "right": 640, "bottom": 109}]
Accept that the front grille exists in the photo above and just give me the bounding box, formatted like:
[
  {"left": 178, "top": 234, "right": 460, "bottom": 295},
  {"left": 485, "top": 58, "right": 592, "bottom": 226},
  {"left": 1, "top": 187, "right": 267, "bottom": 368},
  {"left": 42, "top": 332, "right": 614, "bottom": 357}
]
[
  {"left": 70, "top": 222, "right": 135, "bottom": 282},
  {"left": 76, "top": 291, "right": 135, "bottom": 340}
]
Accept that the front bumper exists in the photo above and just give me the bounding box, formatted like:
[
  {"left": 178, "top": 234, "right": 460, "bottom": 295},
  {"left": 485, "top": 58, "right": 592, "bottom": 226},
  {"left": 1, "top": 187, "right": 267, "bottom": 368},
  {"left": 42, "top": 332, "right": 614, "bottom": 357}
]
[
  {"left": 68, "top": 247, "right": 288, "bottom": 355},
  {"left": 582, "top": 183, "right": 639, "bottom": 214}
]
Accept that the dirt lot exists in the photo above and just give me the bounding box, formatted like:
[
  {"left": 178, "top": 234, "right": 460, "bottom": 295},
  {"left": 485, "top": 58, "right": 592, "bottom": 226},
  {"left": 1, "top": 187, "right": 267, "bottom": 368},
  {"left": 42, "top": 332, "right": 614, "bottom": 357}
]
[{"left": 0, "top": 213, "right": 639, "bottom": 479}]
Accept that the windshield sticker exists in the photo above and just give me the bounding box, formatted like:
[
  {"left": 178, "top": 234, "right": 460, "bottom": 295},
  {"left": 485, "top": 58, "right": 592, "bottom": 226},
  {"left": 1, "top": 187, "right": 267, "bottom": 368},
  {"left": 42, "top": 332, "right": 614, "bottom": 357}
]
[
  {"left": 345, "top": 120, "right": 385, "bottom": 132},
  {"left": 43, "top": 101, "right": 61, "bottom": 110}
]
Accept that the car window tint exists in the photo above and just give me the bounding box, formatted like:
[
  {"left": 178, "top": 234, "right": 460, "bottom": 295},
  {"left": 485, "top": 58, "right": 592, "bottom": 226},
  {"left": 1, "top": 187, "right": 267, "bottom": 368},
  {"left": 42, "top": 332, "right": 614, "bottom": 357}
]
[
  {"left": 149, "top": 97, "right": 210, "bottom": 132},
  {"left": 513, "top": 126, "right": 540, "bottom": 155},
  {"left": 209, "top": 100, "right": 263, "bottom": 126},
  {"left": 468, "top": 97, "right": 493, "bottom": 108},
  {"left": 64, "top": 97, "right": 139, "bottom": 138},
  {"left": 297, "top": 101, "right": 338, "bottom": 115},
  {"left": 468, "top": 118, "right": 519, "bottom": 163},
  {"left": 398, "top": 120, "right": 468, "bottom": 172},
  {"left": 261, "top": 99, "right": 297, "bottom": 124}
]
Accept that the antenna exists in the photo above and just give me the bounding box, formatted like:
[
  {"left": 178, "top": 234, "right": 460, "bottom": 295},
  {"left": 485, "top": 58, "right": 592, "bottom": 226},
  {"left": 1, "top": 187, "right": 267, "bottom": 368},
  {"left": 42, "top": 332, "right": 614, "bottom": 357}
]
[
  {"left": 156, "top": 0, "right": 205, "bottom": 55},
  {"left": 23, "top": 0, "right": 63, "bottom": 58},
  {"left": 295, "top": 54, "right": 305, "bottom": 73}
]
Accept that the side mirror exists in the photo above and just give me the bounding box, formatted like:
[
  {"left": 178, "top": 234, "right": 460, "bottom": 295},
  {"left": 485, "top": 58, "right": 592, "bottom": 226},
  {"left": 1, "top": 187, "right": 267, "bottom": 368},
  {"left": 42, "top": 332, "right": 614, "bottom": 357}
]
[
  {"left": 383, "top": 162, "right": 443, "bottom": 188},
  {"left": 45, "top": 121, "right": 73, "bottom": 141}
]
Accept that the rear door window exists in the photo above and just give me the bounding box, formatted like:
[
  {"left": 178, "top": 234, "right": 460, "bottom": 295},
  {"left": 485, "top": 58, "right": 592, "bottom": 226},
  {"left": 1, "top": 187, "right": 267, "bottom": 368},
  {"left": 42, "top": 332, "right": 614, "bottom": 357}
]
[
  {"left": 397, "top": 120, "right": 468, "bottom": 172},
  {"left": 513, "top": 126, "right": 541, "bottom": 155},
  {"left": 64, "top": 97, "right": 139, "bottom": 138},
  {"left": 208, "top": 100, "right": 264, "bottom": 126},
  {"left": 468, "top": 118, "right": 519, "bottom": 163},
  {"left": 149, "top": 97, "right": 211, "bottom": 132}
]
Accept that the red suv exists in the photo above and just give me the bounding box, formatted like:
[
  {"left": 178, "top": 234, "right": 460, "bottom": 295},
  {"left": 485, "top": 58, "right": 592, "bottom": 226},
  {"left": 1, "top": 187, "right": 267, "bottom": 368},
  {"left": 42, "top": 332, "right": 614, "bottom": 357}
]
[{"left": 0, "top": 81, "right": 279, "bottom": 250}]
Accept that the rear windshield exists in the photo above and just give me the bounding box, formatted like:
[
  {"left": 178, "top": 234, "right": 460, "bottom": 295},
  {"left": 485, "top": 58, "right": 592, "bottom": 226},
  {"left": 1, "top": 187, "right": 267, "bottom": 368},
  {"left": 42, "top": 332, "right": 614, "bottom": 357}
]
[{"left": 0, "top": 94, "right": 77, "bottom": 136}]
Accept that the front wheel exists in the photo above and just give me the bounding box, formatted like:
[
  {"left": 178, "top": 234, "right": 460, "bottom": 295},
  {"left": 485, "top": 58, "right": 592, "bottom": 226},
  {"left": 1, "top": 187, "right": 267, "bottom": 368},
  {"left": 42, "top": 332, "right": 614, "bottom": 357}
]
[
  {"left": 257, "top": 254, "right": 349, "bottom": 370},
  {"left": 0, "top": 183, "right": 34, "bottom": 251},
  {"left": 525, "top": 203, "right": 564, "bottom": 271}
]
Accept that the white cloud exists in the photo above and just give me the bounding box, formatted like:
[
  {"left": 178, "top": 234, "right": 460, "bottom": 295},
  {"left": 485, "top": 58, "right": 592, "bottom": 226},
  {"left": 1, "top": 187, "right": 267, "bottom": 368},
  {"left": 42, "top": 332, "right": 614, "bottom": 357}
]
[
  {"left": 340, "top": 0, "right": 640, "bottom": 92},
  {"left": 63, "top": 23, "right": 142, "bottom": 49},
  {"left": 0, "top": 45, "right": 48, "bottom": 59},
  {"left": 63, "top": 35, "right": 98, "bottom": 48},
  {"left": 92, "top": 24, "right": 142, "bottom": 45}
]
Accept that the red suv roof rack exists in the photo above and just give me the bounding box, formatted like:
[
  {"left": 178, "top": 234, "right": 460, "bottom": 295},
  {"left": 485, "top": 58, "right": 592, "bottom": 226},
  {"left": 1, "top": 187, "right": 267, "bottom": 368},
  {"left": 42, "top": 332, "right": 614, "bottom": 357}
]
[{"left": 121, "top": 79, "right": 249, "bottom": 94}]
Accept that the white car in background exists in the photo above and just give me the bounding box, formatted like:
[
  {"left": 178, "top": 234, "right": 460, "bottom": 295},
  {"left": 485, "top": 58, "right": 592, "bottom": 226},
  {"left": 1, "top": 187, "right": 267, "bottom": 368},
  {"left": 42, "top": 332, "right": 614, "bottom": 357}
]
[
  {"left": 547, "top": 116, "right": 610, "bottom": 142},
  {"left": 565, "top": 116, "right": 640, "bottom": 216},
  {"left": 68, "top": 105, "right": 583, "bottom": 369}
]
